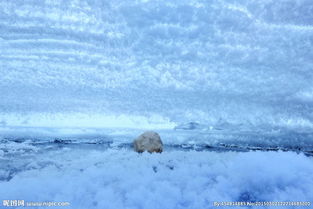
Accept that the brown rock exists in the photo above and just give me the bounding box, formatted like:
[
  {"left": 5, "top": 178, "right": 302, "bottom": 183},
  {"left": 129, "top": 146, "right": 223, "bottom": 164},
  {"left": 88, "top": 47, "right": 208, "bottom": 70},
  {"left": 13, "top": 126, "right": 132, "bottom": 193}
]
[{"left": 133, "top": 131, "right": 163, "bottom": 153}]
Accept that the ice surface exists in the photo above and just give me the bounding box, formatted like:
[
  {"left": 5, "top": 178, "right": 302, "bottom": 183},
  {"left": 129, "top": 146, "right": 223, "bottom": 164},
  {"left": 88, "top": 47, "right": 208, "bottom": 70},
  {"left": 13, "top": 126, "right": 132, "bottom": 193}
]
[
  {"left": 0, "top": 147, "right": 312, "bottom": 209},
  {"left": 2, "top": 127, "right": 313, "bottom": 154},
  {"left": 1, "top": 0, "right": 313, "bottom": 131}
]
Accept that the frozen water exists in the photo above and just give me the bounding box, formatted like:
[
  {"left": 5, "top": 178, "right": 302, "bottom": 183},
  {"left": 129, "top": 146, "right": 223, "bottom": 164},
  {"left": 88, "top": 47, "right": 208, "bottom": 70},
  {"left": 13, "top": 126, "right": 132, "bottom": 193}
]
[
  {"left": 0, "top": 0, "right": 313, "bottom": 131},
  {"left": 1, "top": 126, "right": 313, "bottom": 155}
]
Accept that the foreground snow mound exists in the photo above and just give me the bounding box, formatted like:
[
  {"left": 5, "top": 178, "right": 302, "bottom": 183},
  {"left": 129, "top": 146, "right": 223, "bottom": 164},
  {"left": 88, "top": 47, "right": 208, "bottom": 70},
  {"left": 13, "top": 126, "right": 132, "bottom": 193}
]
[{"left": 0, "top": 149, "right": 312, "bottom": 209}]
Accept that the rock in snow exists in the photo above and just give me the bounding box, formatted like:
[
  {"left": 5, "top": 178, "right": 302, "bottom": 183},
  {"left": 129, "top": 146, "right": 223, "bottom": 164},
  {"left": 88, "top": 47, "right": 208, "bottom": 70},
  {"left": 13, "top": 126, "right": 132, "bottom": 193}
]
[{"left": 133, "top": 131, "right": 163, "bottom": 153}]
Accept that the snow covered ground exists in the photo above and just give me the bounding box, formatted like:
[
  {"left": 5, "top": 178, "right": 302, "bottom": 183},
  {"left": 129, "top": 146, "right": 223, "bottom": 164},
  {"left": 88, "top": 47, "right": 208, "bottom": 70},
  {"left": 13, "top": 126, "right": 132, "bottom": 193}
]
[{"left": 0, "top": 133, "right": 313, "bottom": 209}]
